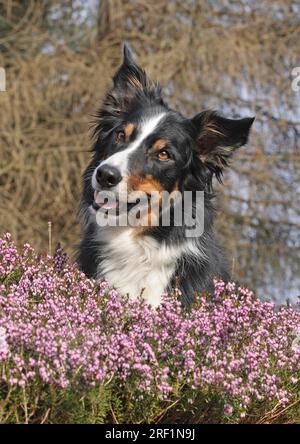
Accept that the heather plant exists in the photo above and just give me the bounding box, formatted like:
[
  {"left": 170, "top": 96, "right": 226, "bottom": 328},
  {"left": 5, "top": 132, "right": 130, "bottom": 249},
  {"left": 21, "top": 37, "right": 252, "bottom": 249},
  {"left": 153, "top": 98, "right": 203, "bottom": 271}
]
[{"left": 0, "top": 233, "right": 299, "bottom": 424}]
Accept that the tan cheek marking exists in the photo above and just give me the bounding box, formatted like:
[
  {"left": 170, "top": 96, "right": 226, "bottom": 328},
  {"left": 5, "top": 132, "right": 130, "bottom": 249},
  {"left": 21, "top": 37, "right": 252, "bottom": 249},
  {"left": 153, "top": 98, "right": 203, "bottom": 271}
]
[
  {"left": 152, "top": 138, "right": 167, "bottom": 152},
  {"left": 127, "top": 174, "right": 166, "bottom": 233},
  {"left": 128, "top": 174, "right": 164, "bottom": 194},
  {"left": 172, "top": 181, "right": 179, "bottom": 192}
]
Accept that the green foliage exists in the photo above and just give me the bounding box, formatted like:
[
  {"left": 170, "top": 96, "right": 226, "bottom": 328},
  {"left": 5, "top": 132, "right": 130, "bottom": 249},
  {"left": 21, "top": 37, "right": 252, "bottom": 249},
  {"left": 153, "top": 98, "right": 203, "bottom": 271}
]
[{"left": 0, "top": 380, "right": 299, "bottom": 424}]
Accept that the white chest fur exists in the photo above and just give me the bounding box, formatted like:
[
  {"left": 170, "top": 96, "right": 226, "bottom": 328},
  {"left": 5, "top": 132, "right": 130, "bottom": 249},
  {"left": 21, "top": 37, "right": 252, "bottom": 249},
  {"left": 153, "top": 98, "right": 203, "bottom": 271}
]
[{"left": 96, "top": 227, "right": 193, "bottom": 307}]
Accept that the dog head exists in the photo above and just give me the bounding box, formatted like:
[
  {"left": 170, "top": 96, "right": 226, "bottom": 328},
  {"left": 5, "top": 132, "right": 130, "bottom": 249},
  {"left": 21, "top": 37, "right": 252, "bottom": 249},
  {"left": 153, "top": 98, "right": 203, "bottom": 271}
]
[{"left": 90, "top": 44, "right": 254, "bottom": 218}]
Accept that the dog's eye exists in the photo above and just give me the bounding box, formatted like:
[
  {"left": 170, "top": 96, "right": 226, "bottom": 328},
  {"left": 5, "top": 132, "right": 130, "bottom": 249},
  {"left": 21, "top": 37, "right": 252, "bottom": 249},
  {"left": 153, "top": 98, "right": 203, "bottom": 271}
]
[
  {"left": 115, "top": 130, "right": 125, "bottom": 143},
  {"left": 157, "top": 150, "right": 170, "bottom": 161}
]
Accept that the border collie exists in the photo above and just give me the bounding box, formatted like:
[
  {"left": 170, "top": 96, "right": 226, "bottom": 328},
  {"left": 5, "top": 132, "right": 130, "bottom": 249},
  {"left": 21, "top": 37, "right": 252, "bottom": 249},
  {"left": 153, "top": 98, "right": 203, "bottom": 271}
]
[{"left": 78, "top": 44, "right": 254, "bottom": 307}]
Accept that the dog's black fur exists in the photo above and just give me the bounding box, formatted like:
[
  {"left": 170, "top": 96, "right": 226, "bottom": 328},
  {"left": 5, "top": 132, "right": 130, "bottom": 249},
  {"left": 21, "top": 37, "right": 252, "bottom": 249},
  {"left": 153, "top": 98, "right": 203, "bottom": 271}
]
[{"left": 78, "top": 44, "right": 254, "bottom": 306}]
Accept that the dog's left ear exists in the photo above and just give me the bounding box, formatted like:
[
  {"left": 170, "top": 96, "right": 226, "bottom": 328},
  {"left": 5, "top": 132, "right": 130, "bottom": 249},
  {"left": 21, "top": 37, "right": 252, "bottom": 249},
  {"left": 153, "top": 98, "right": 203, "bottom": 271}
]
[
  {"left": 113, "top": 43, "right": 153, "bottom": 92},
  {"left": 191, "top": 111, "right": 255, "bottom": 180}
]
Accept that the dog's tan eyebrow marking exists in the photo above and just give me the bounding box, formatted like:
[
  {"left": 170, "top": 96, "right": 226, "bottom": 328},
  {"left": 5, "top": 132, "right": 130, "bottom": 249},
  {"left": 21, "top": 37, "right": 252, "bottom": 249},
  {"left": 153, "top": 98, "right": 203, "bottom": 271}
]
[
  {"left": 124, "top": 122, "right": 135, "bottom": 139},
  {"left": 152, "top": 138, "right": 167, "bottom": 152}
]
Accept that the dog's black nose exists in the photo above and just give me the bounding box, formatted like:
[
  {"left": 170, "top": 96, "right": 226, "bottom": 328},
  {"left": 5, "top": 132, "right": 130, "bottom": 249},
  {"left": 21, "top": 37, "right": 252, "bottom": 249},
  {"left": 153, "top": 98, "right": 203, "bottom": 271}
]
[{"left": 96, "top": 165, "right": 122, "bottom": 188}]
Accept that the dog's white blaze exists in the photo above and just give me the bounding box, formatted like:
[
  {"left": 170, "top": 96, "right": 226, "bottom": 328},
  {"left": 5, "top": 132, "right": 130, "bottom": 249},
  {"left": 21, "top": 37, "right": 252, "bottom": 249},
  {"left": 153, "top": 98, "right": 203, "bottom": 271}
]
[
  {"left": 92, "top": 113, "right": 165, "bottom": 189},
  {"left": 96, "top": 227, "right": 199, "bottom": 307}
]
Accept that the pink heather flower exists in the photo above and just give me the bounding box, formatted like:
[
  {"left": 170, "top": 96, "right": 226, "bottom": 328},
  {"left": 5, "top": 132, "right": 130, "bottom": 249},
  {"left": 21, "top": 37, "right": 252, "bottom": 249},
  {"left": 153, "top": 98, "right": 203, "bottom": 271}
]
[
  {"left": 224, "top": 403, "right": 234, "bottom": 416},
  {"left": 0, "top": 327, "right": 9, "bottom": 357},
  {"left": 226, "top": 282, "right": 236, "bottom": 293},
  {"left": 0, "top": 234, "right": 300, "bottom": 416},
  {"left": 174, "top": 288, "right": 182, "bottom": 297}
]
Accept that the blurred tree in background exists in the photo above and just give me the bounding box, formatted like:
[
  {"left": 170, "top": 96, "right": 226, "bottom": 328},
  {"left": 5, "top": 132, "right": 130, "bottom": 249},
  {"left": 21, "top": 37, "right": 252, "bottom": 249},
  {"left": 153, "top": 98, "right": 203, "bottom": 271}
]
[{"left": 0, "top": 0, "right": 299, "bottom": 303}]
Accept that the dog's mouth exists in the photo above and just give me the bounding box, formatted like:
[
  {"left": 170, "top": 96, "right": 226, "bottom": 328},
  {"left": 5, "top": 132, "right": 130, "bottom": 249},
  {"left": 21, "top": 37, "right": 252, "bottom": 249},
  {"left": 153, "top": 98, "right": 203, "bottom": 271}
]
[
  {"left": 92, "top": 190, "right": 150, "bottom": 214},
  {"left": 93, "top": 190, "right": 117, "bottom": 211}
]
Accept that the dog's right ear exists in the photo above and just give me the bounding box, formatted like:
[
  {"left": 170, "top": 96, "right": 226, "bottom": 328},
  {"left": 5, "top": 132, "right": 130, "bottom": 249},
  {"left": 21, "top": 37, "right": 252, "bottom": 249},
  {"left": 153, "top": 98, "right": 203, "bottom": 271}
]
[
  {"left": 97, "top": 43, "right": 162, "bottom": 129},
  {"left": 112, "top": 43, "right": 153, "bottom": 93}
]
